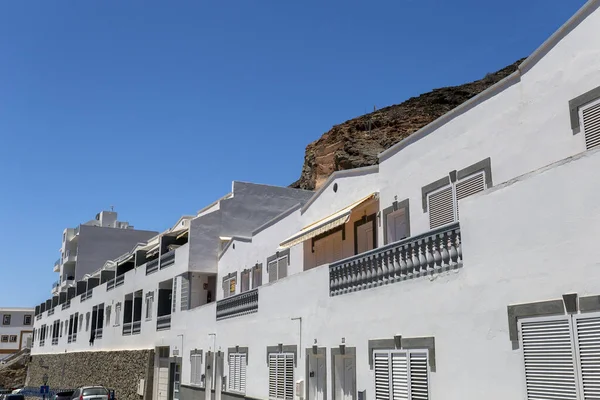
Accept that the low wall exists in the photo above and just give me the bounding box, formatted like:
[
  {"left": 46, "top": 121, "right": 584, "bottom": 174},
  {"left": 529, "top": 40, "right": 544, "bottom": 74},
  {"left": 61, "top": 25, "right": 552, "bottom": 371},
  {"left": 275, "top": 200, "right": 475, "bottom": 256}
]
[
  {"left": 180, "top": 385, "right": 260, "bottom": 400},
  {"left": 28, "top": 350, "right": 154, "bottom": 400}
]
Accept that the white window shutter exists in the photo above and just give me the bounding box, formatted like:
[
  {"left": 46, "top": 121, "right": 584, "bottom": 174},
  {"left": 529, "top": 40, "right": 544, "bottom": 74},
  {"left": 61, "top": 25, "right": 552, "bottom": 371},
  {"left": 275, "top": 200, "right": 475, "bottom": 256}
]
[
  {"left": 428, "top": 186, "right": 455, "bottom": 229},
  {"left": 269, "top": 354, "right": 278, "bottom": 399},
  {"left": 408, "top": 352, "right": 429, "bottom": 400},
  {"left": 269, "top": 261, "right": 278, "bottom": 283},
  {"left": 229, "top": 354, "right": 235, "bottom": 390},
  {"left": 520, "top": 317, "right": 578, "bottom": 400},
  {"left": 574, "top": 314, "right": 600, "bottom": 399},
  {"left": 240, "top": 353, "right": 247, "bottom": 393},
  {"left": 582, "top": 100, "right": 600, "bottom": 150},
  {"left": 278, "top": 257, "right": 288, "bottom": 280},
  {"left": 391, "top": 352, "right": 409, "bottom": 400},
  {"left": 284, "top": 353, "right": 294, "bottom": 400},
  {"left": 456, "top": 172, "right": 485, "bottom": 201},
  {"left": 374, "top": 352, "right": 390, "bottom": 400},
  {"left": 191, "top": 355, "right": 197, "bottom": 385}
]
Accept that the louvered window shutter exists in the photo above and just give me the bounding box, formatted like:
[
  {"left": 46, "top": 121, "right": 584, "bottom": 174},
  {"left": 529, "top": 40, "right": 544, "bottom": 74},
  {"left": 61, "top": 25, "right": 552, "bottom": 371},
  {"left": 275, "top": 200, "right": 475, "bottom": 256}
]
[
  {"left": 229, "top": 354, "right": 235, "bottom": 391},
  {"left": 269, "top": 354, "right": 278, "bottom": 399},
  {"left": 284, "top": 353, "right": 295, "bottom": 400},
  {"left": 278, "top": 257, "right": 288, "bottom": 280},
  {"left": 269, "top": 353, "right": 294, "bottom": 400},
  {"left": 240, "top": 353, "right": 247, "bottom": 393},
  {"left": 428, "top": 186, "right": 455, "bottom": 229},
  {"left": 519, "top": 317, "right": 578, "bottom": 400},
  {"left": 268, "top": 261, "right": 278, "bottom": 283},
  {"left": 574, "top": 314, "right": 600, "bottom": 399},
  {"left": 374, "top": 352, "right": 391, "bottom": 400},
  {"left": 391, "top": 352, "right": 409, "bottom": 400},
  {"left": 191, "top": 354, "right": 197, "bottom": 385},
  {"left": 409, "top": 352, "right": 429, "bottom": 400},
  {"left": 581, "top": 99, "right": 600, "bottom": 150}
]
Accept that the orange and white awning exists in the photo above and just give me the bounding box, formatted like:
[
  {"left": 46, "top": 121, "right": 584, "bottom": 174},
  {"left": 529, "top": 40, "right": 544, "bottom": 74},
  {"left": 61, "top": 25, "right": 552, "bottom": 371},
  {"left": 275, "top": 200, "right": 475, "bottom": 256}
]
[{"left": 279, "top": 192, "right": 378, "bottom": 249}]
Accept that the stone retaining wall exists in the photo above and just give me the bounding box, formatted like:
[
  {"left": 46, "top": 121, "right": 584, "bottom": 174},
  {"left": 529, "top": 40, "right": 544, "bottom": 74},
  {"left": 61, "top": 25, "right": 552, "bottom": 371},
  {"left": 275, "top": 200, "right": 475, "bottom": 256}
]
[{"left": 28, "top": 350, "right": 154, "bottom": 400}]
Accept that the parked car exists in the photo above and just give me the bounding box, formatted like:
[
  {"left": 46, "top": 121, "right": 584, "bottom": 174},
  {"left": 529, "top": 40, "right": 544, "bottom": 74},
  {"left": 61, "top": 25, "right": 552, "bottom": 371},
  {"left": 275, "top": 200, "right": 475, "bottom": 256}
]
[
  {"left": 53, "top": 391, "right": 75, "bottom": 400},
  {"left": 70, "top": 386, "right": 109, "bottom": 400},
  {"left": 4, "top": 394, "right": 25, "bottom": 400}
]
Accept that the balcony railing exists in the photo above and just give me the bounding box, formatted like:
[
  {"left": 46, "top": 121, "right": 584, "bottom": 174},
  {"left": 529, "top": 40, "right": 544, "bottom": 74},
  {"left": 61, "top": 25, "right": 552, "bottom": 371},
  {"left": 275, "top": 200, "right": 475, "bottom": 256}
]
[
  {"left": 51, "top": 338, "right": 58, "bottom": 346},
  {"left": 132, "top": 321, "right": 141, "bottom": 335},
  {"left": 40, "top": 339, "right": 45, "bottom": 347},
  {"left": 115, "top": 275, "right": 125, "bottom": 287},
  {"left": 156, "top": 315, "right": 171, "bottom": 331},
  {"left": 53, "top": 259, "right": 61, "bottom": 271},
  {"left": 36, "top": 315, "right": 42, "bottom": 321},
  {"left": 329, "top": 222, "right": 463, "bottom": 297},
  {"left": 107, "top": 279, "right": 115, "bottom": 291},
  {"left": 96, "top": 327, "right": 103, "bottom": 339},
  {"left": 122, "top": 322, "right": 132, "bottom": 335},
  {"left": 216, "top": 289, "right": 259, "bottom": 321},
  {"left": 160, "top": 251, "right": 175, "bottom": 269},
  {"left": 67, "top": 333, "right": 77, "bottom": 343},
  {"left": 47, "top": 308, "right": 55, "bottom": 316},
  {"left": 61, "top": 302, "right": 70, "bottom": 311},
  {"left": 81, "top": 289, "right": 93, "bottom": 302},
  {"left": 146, "top": 259, "right": 159, "bottom": 275}
]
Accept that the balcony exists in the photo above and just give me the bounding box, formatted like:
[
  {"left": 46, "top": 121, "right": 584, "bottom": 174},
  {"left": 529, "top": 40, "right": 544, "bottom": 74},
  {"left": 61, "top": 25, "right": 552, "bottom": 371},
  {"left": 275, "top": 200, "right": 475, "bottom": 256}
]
[
  {"left": 216, "top": 289, "right": 259, "bottom": 321},
  {"left": 329, "top": 222, "right": 463, "bottom": 297},
  {"left": 115, "top": 275, "right": 125, "bottom": 287},
  {"left": 122, "top": 322, "right": 132, "bottom": 335},
  {"left": 61, "top": 301, "right": 71, "bottom": 311},
  {"left": 132, "top": 321, "right": 141, "bottom": 335},
  {"left": 36, "top": 315, "right": 42, "bottom": 321},
  {"left": 51, "top": 281, "right": 59, "bottom": 294},
  {"left": 53, "top": 259, "right": 61, "bottom": 272},
  {"left": 159, "top": 251, "right": 175, "bottom": 269},
  {"left": 64, "top": 250, "right": 77, "bottom": 264},
  {"left": 107, "top": 279, "right": 115, "bottom": 291},
  {"left": 81, "top": 289, "right": 93, "bottom": 302},
  {"left": 47, "top": 308, "right": 55, "bottom": 316},
  {"left": 156, "top": 315, "right": 171, "bottom": 331},
  {"left": 146, "top": 258, "right": 159, "bottom": 275}
]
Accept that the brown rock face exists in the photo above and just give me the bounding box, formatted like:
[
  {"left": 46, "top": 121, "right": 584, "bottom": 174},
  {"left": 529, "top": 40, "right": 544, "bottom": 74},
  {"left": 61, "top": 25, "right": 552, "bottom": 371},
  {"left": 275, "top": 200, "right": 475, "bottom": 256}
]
[{"left": 290, "top": 59, "right": 525, "bottom": 190}]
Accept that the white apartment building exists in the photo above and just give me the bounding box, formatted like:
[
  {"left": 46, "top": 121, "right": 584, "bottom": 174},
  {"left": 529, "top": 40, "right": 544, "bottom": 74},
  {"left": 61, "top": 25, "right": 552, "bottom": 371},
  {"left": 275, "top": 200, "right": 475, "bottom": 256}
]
[
  {"left": 0, "top": 307, "right": 34, "bottom": 361},
  {"left": 31, "top": 1, "right": 600, "bottom": 400}
]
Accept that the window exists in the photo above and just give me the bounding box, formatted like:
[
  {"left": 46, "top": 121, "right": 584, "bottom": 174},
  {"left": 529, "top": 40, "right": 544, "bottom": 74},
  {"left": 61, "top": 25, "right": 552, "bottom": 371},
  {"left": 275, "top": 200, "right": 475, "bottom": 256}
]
[
  {"left": 223, "top": 275, "right": 236, "bottom": 299},
  {"left": 374, "top": 349, "right": 429, "bottom": 400},
  {"left": 252, "top": 264, "right": 263, "bottom": 289},
  {"left": 241, "top": 271, "right": 250, "bottom": 293},
  {"left": 114, "top": 303, "right": 122, "bottom": 326},
  {"left": 85, "top": 312, "right": 90, "bottom": 331},
  {"left": 268, "top": 353, "right": 294, "bottom": 400},
  {"left": 3, "top": 314, "right": 11, "bottom": 325},
  {"left": 518, "top": 313, "right": 600, "bottom": 400},
  {"left": 60, "top": 322, "right": 63, "bottom": 337},
  {"left": 268, "top": 254, "right": 289, "bottom": 283},
  {"left": 145, "top": 293, "right": 154, "bottom": 320},
  {"left": 23, "top": 315, "right": 32, "bottom": 326},
  {"left": 228, "top": 353, "right": 247, "bottom": 394},
  {"left": 105, "top": 306, "right": 111, "bottom": 327},
  {"left": 1, "top": 335, "right": 8, "bottom": 343},
  {"left": 9, "top": 335, "right": 17, "bottom": 343},
  {"left": 428, "top": 171, "right": 486, "bottom": 229},
  {"left": 190, "top": 351, "right": 203, "bottom": 386},
  {"left": 579, "top": 97, "right": 600, "bottom": 150}
]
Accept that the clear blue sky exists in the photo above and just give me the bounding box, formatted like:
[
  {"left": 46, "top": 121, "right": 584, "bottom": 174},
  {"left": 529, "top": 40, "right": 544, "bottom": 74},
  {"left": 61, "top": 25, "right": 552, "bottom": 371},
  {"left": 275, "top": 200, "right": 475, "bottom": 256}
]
[{"left": 0, "top": 0, "right": 587, "bottom": 307}]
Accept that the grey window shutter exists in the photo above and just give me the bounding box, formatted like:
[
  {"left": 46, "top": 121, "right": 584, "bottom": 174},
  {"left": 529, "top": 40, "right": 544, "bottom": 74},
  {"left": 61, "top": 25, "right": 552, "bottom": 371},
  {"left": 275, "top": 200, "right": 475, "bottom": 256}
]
[
  {"left": 268, "top": 261, "right": 278, "bottom": 283},
  {"left": 277, "top": 257, "right": 288, "bottom": 280},
  {"left": 582, "top": 99, "right": 600, "bottom": 150},
  {"left": 520, "top": 317, "right": 578, "bottom": 400},
  {"left": 428, "top": 186, "right": 454, "bottom": 229},
  {"left": 374, "top": 352, "right": 390, "bottom": 400},
  {"left": 574, "top": 314, "right": 600, "bottom": 399},
  {"left": 180, "top": 274, "right": 189, "bottom": 311},
  {"left": 409, "top": 351, "right": 429, "bottom": 400}
]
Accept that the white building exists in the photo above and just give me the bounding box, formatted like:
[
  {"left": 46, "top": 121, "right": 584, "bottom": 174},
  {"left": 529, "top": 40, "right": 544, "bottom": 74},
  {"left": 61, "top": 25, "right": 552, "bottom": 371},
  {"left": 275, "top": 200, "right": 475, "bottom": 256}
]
[
  {"left": 0, "top": 307, "right": 34, "bottom": 361},
  {"left": 31, "top": 1, "right": 600, "bottom": 400}
]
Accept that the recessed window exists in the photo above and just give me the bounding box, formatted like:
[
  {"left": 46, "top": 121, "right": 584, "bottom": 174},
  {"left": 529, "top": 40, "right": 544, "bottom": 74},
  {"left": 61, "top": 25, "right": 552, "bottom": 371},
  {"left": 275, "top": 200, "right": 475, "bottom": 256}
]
[
  {"left": 190, "top": 350, "right": 203, "bottom": 386},
  {"left": 579, "top": 97, "right": 600, "bottom": 150},
  {"left": 223, "top": 275, "right": 237, "bottom": 299},
  {"left": 229, "top": 353, "right": 247, "bottom": 394},
  {"left": 268, "top": 353, "right": 294, "bottom": 400},
  {"left": 252, "top": 264, "right": 263, "bottom": 289},
  {"left": 23, "top": 315, "right": 32, "bottom": 325},
  {"left": 2, "top": 315, "right": 11, "bottom": 325},
  {"left": 0, "top": 336, "right": 8, "bottom": 343},
  {"left": 9, "top": 335, "right": 17, "bottom": 343},
  {"left": 268, "top": 254, "right": 289, "bottom": 283},
  {"left": 241, "top": 270, "right": 250, "bottom": 293}
]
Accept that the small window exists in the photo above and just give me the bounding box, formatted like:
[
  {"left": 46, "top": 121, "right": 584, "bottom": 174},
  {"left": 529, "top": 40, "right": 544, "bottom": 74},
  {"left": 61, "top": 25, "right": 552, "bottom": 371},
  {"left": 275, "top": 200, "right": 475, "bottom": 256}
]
[
  {"left": 579, "top": 97, "right": 600, "bottom": 150},
  {"left": 3, "top": 314, "right": 11, "bottom": 325},
  {"left": 374, "top": 350, "right": 429, "bottom": 400},
  {"left": 241, "top": 271, "right": 250, "bottom": 293},
  {"left": 145, "top": 293, "right": 154, "bottom": 320},
  {"left": 114, "top": 303, "right": 122, "bottom": 326},
  {"left": 190, "top": 351, "right": 203, "bottom": 386},
  {"left": 60, "top": 322, "right": 63, "bottom": 337},
  {"left": 268, "top": 353, "right": 294, "bottom": 400},
  {"left": 1, "top": 335, "right": 8, "bottom": 343},
  {"left": 23, "top": 315, "right": 32, "bottom": 326},
  {"left": 228, "top": 353, "right": 247, "bottom": 394},
  {"left": 105, "top": 306, "right": 111, "bottom": 327},
  {"left": 268, "top": 255, "right": 288, "bottom": 283},
  {"left": 252, "top": 265, "right": 262, "bottom": 289},
  {"left": 9, "top": 335, "right": 17, "bottom": 343},
  {"left": 223, "top": 276, "right": 236, "bottom": 299},
  {"left": 85, "top": 312, "right": 90, "bottom": 331}
]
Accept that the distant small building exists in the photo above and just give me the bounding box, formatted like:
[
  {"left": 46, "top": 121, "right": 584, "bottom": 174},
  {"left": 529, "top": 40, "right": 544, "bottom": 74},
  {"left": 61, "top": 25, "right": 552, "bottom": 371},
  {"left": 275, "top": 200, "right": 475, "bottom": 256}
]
[{"left": 0, "top": 307, "right": 34, "bottom": 361}]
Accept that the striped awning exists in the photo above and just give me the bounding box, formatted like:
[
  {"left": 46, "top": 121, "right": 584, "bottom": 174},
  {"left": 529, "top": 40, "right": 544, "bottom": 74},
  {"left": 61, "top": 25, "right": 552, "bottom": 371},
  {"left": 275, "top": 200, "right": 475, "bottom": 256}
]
[{"left": 279, "top": 193, "right": 378, "bottom": 249}]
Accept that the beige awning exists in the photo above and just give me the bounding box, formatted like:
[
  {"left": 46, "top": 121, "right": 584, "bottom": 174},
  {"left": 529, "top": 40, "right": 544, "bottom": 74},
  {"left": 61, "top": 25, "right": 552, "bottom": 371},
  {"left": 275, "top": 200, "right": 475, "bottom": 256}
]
[
  {"left": 279, "top": 192, "right": 378, "bottom": 249},
  {"left": 176, "top": 230, "right": 189, "bottom": 240}
]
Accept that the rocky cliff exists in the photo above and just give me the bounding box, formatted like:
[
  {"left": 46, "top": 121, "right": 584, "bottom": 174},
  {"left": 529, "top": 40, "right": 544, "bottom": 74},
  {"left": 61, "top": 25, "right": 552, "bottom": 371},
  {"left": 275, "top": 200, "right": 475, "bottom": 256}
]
[{"left": 290, "top": 59, "right": 525, "bottom": 190}]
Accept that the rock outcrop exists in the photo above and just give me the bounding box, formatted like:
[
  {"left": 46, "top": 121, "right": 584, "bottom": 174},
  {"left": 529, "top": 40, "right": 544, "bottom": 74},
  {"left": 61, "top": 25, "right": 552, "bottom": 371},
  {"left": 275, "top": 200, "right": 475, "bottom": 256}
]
[{"left": 290, "top": 59, "right": 525, "bottom": 190}]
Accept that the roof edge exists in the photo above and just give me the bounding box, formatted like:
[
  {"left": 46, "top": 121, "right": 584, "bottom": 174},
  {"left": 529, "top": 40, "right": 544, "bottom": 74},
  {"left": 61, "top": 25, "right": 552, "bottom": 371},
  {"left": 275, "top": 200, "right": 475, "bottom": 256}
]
[
  {"left": 300, "top": 165, "right": 380, "bottom": 214},
  {"left": 252, "top": 203, "right": 303, "bottom": 237}
]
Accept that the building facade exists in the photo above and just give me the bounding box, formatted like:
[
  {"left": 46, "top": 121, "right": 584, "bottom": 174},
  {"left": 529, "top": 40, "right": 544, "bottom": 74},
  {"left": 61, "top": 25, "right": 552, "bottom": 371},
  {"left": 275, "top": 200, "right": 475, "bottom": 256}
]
[
  {"left": 30, "top": 1, "right": 600, "bottom": 400},
  {"left": 0, "top": 308, "right": 34, "bottom": 361}
]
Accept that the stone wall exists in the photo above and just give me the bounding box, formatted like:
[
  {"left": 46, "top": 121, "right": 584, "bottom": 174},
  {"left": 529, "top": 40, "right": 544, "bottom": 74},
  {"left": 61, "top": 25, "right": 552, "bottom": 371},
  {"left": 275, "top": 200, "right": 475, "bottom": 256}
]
[{"left": 28, "top": 350, "right": 154, "bottom": 400}]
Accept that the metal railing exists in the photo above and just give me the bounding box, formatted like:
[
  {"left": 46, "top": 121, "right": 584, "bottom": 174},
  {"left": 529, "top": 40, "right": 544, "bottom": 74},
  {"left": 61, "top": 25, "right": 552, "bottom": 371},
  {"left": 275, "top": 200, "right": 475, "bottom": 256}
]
[
  {"left": 329, "top": 222, "right": 463, "bottom": 296},
  {"left": 54, "top": 259, "right": 61, "bottom": 268},
  {"left": 96, "top": 327, "right": 103, "bottom": 339},
  {"left": 160, "top": 251, "right": 175, "bottom": 269},
  {"left": 115, "top": 275, "right": 125, "bottom": 287},
  {"left": 107, "top": 279, "right": 115, "bottom": 291},
  {"left": 36, "top": 315, "right": 42, "bottom": 321},
  {"left": 156, "top": 315, "right": 171, "bottom": 331},
  {"left": 132, "top": 321, "right": 141, "bottom": 335},
  {"left": 122, "top": 322, "right": 132, "bottom": 335},
  {"left": 51, "top": 337, "right": 58, "bottom": 346},
  {"left": 146, "top": 258, "right": 159, "bottom": 275},
  {"left": 61, "top": 301, "right": 70, "bottom": 310},
  {"left": 47, "top": 308, "right": 55, "bottom": 316},
  {"left": 216, "top": 289, "right": 259, "bottom": 321}
]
